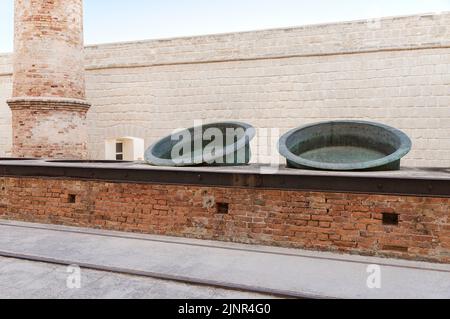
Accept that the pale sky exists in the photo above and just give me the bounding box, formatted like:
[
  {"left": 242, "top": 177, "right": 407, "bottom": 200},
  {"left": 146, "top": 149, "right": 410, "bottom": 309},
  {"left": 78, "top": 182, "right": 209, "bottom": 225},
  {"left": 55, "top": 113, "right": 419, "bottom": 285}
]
[{"left": 1, "top": 0, "right": 450, "bottom": 53}]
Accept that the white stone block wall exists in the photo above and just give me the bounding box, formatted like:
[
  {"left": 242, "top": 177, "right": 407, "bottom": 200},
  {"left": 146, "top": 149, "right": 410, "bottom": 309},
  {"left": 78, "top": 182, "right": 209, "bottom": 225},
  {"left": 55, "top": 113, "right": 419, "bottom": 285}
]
[
  {"left": 0, "top": 13, "right": 449, "bottom": 166},
  {"left": 0, "top": 54, "right": 12, "bottom": 156}
]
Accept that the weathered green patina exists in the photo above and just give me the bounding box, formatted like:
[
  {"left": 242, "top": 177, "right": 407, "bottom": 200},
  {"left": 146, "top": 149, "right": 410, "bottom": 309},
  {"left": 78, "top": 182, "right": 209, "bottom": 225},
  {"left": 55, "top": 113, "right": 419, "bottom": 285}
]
[
  {"left": 278, "top": 121, "right": 412, "bottom": 171},
  {"left": 145, "top": 122, "right": 256, "bottom": 167}
]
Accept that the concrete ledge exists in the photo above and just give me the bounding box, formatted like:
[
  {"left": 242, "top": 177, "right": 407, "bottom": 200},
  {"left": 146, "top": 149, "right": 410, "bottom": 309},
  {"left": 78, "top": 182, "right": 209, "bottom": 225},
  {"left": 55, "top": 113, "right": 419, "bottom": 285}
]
[
  {"left": 7, "top": 97, "right": 91, "bottom": 110},
  {"left": 0, "top": 160, "right": 448, "bottom": 197}
]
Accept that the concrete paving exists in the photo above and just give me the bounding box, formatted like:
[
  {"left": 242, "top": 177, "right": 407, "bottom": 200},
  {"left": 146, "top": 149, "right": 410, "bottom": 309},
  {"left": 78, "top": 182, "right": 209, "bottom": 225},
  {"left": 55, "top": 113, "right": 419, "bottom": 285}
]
[
  {"left": 0, "top": 257, "right": 269, "bottom": 299},
  {"left": 0, "top": 220, "right": 449, "bottom": 299}
]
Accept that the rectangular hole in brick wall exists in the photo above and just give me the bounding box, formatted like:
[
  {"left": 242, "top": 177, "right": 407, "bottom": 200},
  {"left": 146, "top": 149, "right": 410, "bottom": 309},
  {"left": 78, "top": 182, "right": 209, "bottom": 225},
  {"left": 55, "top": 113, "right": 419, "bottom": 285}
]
[
  {"left": 382, "top": 245, "right": 409, "bottom": 253},
  {"left": 216, "top": 203, "right": 229, "bottom": 214},
  {"left": 68, "top": 194, "right": 76, "bottom": 204},
  {"left": 382, "top": 213, "right": 399, "bottom": 226}
]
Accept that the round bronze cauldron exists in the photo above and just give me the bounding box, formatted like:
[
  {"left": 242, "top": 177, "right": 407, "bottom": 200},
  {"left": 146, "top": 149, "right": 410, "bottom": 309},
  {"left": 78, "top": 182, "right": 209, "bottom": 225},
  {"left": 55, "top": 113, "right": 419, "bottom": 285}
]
[
  {"left": 278, "top": 121, "right": 412, "bottom": 171},
  {"left": 145, "top": 122, "right": 255, "bottom": 167}
]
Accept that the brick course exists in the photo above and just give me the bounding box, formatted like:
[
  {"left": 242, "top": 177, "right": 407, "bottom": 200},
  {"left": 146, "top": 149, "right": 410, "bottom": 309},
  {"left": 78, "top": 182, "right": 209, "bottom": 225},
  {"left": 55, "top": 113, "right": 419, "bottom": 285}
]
[
  {"left": 8, "top": 98, "right": 89, "bottom": 158},
  {"left": 0, "top": 176, "right": 448, "bottom": 263}
]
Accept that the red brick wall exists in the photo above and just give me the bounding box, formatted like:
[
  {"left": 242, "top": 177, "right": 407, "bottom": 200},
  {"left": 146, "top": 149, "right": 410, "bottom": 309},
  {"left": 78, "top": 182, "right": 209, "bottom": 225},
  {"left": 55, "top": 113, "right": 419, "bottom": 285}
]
[
  {"left": 9, "top": 0, "right": 89, "bottom": 159},
  {"left": 8, "top": 99, "right": 89, "bottom": 159},
  {"left": 13, "top": 0, "right": 85, "bottom": 99},
  {"left": 0, "top": 176, "right": 449, "bottom": 263}
]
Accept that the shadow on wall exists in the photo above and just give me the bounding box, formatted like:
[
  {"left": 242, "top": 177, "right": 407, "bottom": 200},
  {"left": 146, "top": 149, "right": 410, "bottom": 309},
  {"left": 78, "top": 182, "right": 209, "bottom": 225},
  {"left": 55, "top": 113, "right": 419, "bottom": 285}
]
[
  {"left": 415, "top": 167, "right": 450, "bottom": 174},
  {"left": 105, "top": 137, "right": 144, "bottom": 161}
]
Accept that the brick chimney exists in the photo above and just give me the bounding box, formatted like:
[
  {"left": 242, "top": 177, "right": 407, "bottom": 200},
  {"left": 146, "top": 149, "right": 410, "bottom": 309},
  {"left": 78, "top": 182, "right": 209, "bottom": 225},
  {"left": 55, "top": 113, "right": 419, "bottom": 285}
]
[{"left": 7, "top": 0, "right": 90, "bottom": 159}]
